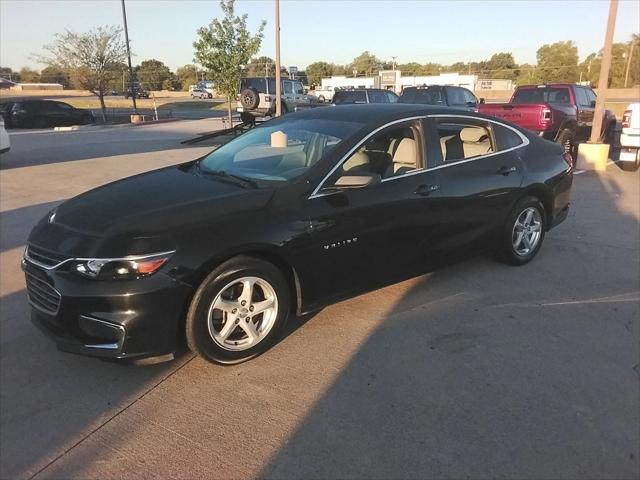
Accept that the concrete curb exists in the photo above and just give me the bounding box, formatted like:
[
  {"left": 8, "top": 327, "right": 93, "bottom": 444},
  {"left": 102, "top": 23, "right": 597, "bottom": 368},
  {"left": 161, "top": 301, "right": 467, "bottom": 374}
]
[{"left": 52, "top": 118, "right": 182, "bottom": 132}]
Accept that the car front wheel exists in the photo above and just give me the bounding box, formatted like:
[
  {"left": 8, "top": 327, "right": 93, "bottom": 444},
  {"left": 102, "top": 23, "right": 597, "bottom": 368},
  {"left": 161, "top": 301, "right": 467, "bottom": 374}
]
[
  {"left": 186, "top": 256, "right": 290, "bottom": 364},
  {"left": 501, "top": 196, "right": 546, "bottom": 266}
]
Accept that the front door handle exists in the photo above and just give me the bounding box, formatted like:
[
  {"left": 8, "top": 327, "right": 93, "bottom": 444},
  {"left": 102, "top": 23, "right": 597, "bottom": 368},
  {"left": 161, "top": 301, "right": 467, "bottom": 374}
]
[
  {"left": 497, "top": 166, "right": 517, "bottom": 176},
  {"left": 414, "top": 184, "right": 440, "bottom": 196}
]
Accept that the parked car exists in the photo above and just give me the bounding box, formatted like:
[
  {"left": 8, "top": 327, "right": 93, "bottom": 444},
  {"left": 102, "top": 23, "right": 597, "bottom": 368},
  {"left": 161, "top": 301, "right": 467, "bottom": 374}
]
[
  {"left": 191, "top": 88, "right": 212, "bottom": 99},
  {"left": 237, "top": 76, "right": 315, "bottom": 124},
  {"left": 399, "top": 85, "right": 479, "bottom": 111},
  {"left": 310, "top": 86, "right": 335, "bottom": 103},
  {"left": 0, "top": 118, "right": 9, "bottom": 154},
  {"left": 333, "top": 88, "right": 398, "bottom": 105},
  {"left": 124, "top": 88, "right": 150, "bottom": 99},
  {"left": 0, "top": 100, "right": 95, "bottom": 129},
  {"left": 23, "top": 104, "right": 572, "bottom": 365},
  {"left": 478, "top": 83, "right": 617, "bottom": 158},
  {"left": 619, "top": 103, "right": 640, "bottom": 171}
]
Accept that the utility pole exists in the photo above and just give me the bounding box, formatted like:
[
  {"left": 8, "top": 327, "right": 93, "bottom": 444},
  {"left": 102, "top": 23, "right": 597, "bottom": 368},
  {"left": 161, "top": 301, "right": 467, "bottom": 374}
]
[
  {"left": 590, "top": 0, "right": 618, "bottom": 143},
  {"left": 274, "top": 0, "right": 282, "bottom": 117},
  {"left": 624, "top": 40, "right": 635, "bottom": 88},
  {"left": 121, "top": 0, "right": 137, "bottom": 112},
  {"left": 391, "top": 56, "right": 397, "bottom": 70}
]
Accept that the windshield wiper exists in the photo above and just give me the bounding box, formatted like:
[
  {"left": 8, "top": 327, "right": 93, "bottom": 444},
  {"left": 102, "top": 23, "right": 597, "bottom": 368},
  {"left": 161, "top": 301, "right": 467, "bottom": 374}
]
[{"left": 195, "top": 163, "right": 258, "bottom": 189}]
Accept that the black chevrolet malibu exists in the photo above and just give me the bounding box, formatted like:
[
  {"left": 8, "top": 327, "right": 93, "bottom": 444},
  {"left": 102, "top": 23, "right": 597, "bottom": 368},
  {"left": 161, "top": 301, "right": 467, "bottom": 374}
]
[{"left": 23, "top": 104, "right": 572, "bottom": 364}]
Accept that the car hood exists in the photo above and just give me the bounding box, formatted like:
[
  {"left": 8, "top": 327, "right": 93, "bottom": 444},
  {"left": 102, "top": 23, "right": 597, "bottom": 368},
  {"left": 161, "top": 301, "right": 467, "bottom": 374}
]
[{"left": 28, "top": 164, "right": 275, "bottom": 257}]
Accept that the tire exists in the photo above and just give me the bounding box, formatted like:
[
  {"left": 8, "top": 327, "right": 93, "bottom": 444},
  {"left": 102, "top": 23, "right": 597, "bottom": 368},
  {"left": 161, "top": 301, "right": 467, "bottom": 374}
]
[
  {"left": 556, "top": 128, "right": 576, "bottom": 162},
  {"left": 186, "top": 256, "right": 291, "bottom": 365},
  {"left": 500, "top": 196, "right": 547, "bottom": 266},
  {"left": 240, "top": 88, "right": 260, "bottom": 110},
  {"left": 240, "top": 112, "right": 255, "bottom": 125},
  {"left": 620, "top": 150, "right": 640, "bottom": 172},
  {"left": 318, "top": 95, "right": 325, "bottom": 103}
]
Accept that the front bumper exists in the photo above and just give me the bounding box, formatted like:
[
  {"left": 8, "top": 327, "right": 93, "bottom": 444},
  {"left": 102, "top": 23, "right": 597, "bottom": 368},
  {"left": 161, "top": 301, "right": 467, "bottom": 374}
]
[{"left": 22, "top": 258, "right": 191, "bottom": 361}]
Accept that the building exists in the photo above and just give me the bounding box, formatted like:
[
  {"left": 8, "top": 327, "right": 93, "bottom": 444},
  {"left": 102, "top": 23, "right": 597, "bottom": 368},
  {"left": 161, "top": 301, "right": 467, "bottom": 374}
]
[
  {"left": 10, "top": 83, "right": 64, "bottom": 91},
  {"left": 319, "top": 72, "right": 479, "bottom": 94}
]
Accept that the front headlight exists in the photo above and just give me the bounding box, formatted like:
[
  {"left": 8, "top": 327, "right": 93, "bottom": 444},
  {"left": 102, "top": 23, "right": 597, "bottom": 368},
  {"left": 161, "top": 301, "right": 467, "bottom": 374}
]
[{"left": 70, "top": 251, "right": 174, "bottom": 280}]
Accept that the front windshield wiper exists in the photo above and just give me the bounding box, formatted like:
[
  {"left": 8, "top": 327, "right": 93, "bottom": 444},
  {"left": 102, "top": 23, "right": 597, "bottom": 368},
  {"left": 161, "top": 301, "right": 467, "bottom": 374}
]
[{"left": 195, "top": 162, "right": 258, "bottom": 189}]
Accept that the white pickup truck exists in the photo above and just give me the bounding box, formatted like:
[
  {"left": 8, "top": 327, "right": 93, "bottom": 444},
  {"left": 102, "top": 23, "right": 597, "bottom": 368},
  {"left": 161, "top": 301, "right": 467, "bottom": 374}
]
[
  {"left": 620, "top": 103, "right": 640, "bottom": 171},
  {"left": 309, "top": 86, "right": 335, "bottom": 103}
]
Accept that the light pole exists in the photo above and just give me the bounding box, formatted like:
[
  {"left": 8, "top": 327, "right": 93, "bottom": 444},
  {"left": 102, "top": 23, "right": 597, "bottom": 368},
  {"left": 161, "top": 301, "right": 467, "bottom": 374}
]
[
  {"left": 274, "top": 0, "right": 282, "bottom": 117},
  {"left": 590, "top": 0, "right": 618, "bottom": 143},
  {"left": 120, "top": 0, "right": 137, "bottom": 112}
]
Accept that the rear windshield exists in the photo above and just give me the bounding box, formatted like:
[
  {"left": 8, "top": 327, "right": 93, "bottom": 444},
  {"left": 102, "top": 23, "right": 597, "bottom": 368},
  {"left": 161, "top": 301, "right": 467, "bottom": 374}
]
[
  {"left": 399, "top": 87, "right": 446, "bottom": 106},
  {"left": 333, "top": 91, "right": 367, "bottom": 104},
  {"left": 240, "top": 78, "right": 276, "bottom": 94},
  {"left": 512, "top": 87, "right": 571, "bottom": 105}
]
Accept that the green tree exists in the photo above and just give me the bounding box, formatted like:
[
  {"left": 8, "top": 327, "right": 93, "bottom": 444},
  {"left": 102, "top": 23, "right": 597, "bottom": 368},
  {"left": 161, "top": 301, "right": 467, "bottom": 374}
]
[
  {"left": 194, "top": 0, "right": 265, "bottom": 125},
  {"left": 483, "top": 52, "right": 519, "bottom": 80},
  {"left": 41, "top": 26, "right": 127, "bottom": 121},
  {"left": 349, "top": 51, "right": 382, "bottom": 76},
  {"left": 19, "top": 67, "right": 40, "bottom": 83},
  {"left": 40, "top": 65, "right": 68, "bottom": 87},
  {"left": 176, "top": 64, "right": 199, "bottom": 91},
  {"left": 581, "top": 34, "right": 640, "bottom": 87},
  {"left": 245, "top": 56, "right": 276, "bottom": 76},
  {"left": 136, "top": 59, "right": 173, "bottom": 91},
  {"left": 305, "top": 61, "right": 333, "bottom": 85},
  {"left": 536, "top": 40, "right": 579, "bottom": 83}
]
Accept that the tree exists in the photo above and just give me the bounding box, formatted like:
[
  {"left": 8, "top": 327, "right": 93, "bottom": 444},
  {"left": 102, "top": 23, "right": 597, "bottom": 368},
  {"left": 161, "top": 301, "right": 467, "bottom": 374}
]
[
  {"left": 349, "top": 51, "right": 383, "bottom": 76},
  {"left": 0, "top": 66, "right": 19, "bottom": 82},
  {"left": 245, "top": 56, "right": 276, "bottom": 76},
  {"left": 176, "top": 64, "right": 199, "bottom": 91},
  {"left": 483, "top": 52, "right": 519, "bottom": 80},
  {"left": 581, "top": 34, "right": 640, "bottom": 87},
  {"left": 41, "top": 26, "right": 127, "bottom": 121},
  {"left": 194, "top": 0, "right": 265, "bottom": 125},
  {"left": 19, "top": 67, "right": 40, "bottom": 83},
  {"left": 40, "top": 65, "right": 68, "bottom": 87},
  {"left": 305, "top": 61, "right": 333, "bottom": 85},
  {"left": 536, "top": 41, "right": 579, "bottom": 83},
  {"left": 136, "top": 59, "right": 173, "bottom": 91}
]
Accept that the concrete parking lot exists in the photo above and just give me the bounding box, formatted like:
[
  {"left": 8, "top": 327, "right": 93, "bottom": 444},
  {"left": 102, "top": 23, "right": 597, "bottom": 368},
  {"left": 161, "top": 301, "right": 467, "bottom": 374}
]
[{"left": 0, "top": 122, "right": 638, "bottom": 479}]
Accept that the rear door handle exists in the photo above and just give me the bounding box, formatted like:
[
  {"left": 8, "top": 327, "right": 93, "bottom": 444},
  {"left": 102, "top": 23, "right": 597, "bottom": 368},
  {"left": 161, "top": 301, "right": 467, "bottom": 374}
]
[
  {"left": 497, "top": 166, "right": 517, "bottom": 176},
  {"left": 414, "top": 184, "right": 439, "bottom": 196}
]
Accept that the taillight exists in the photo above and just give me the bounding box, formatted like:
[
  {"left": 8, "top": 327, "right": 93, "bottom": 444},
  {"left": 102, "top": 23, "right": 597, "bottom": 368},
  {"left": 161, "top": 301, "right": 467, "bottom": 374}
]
[
  {"left": 541, "top": 107, "right": 552, "bottom": 124},
  {"left": 562, "top": 152, "right": 574, "bottom": 169},
  {"left": 622, "top": 109, "right": 632, "bottom": 128}
]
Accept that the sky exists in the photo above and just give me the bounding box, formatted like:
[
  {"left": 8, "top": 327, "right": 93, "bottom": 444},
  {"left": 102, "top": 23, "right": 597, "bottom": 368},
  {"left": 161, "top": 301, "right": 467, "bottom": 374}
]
[{"left": 1, "top": 0, "right": 639, "bottom": 72}]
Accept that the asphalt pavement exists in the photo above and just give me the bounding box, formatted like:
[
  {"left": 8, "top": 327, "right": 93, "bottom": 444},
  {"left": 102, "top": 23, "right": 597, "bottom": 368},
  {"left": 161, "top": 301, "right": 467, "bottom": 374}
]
[{"left": 0, "top": 123, "right": 638, "bottom": 480}]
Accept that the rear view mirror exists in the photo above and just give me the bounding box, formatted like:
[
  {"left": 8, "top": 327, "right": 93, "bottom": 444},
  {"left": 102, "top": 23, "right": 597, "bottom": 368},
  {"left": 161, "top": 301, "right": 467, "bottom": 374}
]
[{"left": 322, "top": 173, "right": 381, "bottom": 193}]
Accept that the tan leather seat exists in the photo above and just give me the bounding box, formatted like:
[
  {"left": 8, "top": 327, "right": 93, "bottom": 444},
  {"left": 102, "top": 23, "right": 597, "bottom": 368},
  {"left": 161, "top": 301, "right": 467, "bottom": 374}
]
[
  {"left": 460, "top": 127, "right": 491, "bottom": 158},
  {"left": 385, "top": 137, "right": 417, "bottom": 177},
  {"left": 343, "top": 150, "right": 370, "bottom": 173}
]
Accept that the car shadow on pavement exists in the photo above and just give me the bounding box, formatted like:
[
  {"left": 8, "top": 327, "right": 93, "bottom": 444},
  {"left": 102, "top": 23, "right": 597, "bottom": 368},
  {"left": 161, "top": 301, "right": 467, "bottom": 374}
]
[
  {"left": 0, "top": 201, "right": 62, "bottom": 253},
  {"left": 257, "top": 169, "right": 639, "bottom": 480}
]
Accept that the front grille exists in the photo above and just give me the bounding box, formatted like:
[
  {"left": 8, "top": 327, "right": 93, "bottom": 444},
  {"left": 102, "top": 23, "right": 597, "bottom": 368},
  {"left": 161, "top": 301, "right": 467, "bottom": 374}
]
[
  {"left": 25, "top": 271, "right": 61, "bottom": 315},
  {"left": 26, "top": 244, "right": 70, "bottom": 268}
]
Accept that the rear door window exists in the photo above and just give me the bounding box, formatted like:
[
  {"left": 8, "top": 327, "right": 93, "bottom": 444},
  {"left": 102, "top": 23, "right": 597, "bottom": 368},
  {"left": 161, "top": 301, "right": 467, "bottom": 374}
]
[
  {"left": 493, "top": 123, "right": 524, "bottom": 150},
  {"left": 436, "top": 120, "right": 495, "bottom": 162}
]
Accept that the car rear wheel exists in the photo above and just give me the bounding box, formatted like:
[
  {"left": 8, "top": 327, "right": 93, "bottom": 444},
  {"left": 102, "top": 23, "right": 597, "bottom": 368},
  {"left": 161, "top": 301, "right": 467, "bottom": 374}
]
[
  {"left": 557, "top": 128, "right": 576, "bottom": 162},
  {"left": 240, "top": 88, "right": 260, "bottom": 110},
  {"left": 500, "top": 196, "right": 546, "bottom": 266},
  {"left": 186, "top": 256, "right": 290, "bottom": 364}
]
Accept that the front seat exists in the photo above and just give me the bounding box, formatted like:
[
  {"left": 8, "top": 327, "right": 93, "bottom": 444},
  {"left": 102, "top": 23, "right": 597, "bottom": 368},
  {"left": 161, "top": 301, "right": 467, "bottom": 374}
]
[
  {"left": 385, "top": 137, "right": 417, "bottom": 178},
  {"left": 342, "top": 150, "right": 370, "bottom": 173},
  {"left": 460, "top": 127, "right": 491, "bottom": 158}
]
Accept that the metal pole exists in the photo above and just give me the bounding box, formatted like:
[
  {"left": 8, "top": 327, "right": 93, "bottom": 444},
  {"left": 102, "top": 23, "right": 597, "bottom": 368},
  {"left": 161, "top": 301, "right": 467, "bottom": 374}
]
[
  {"left": 274, "top": 0, "right": 282, "bottom": 116},
  {"left": 624, "top": 41, "right": 634, "bottom": 88},
  {"left": 590, "top": 0, "right": 618, "bottom": 143},
  {"left": 121, "top": 0, "right": 137, "bottom": 112}
]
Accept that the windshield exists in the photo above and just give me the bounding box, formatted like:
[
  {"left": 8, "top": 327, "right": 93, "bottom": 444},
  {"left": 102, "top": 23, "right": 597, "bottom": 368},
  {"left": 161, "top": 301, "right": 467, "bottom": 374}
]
[
  {"left": 199, "top": 118, "right": 363, "bottom": 182},
  {"left": 512, "top": 87, "right": 571, "bottom": 105},
  {"left": 399, "top": 88, "right": 445, "bottom": 105}
]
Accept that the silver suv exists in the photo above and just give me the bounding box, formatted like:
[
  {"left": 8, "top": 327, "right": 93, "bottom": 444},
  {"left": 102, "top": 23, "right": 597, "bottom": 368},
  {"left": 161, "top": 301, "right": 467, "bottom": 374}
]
[{"left": 237, "top": 77, "right": 314, "bottom": 124}]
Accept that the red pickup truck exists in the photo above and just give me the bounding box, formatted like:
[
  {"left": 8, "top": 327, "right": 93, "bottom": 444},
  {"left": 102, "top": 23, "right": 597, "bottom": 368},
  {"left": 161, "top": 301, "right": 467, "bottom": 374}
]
[{"left": 478, "top": 83, "right": 617, "bottom": 157}]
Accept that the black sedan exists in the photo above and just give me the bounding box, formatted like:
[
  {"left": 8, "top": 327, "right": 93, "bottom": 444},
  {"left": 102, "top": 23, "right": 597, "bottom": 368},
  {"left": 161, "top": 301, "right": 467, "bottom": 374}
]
[
  {"left": 23, "top": 104, "right": 573, "bottom": 364},
  {"left": 0, "top": 100, "right": 95, "bottom": 128}
]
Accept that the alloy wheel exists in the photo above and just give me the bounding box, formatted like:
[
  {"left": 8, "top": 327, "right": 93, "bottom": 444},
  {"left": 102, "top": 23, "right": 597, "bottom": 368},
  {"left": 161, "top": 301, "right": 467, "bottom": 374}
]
[
  {"left": 512, "top": 207, "right": 542, "bottom": 256},
  {"left": 207, "top": 276, "right": 278, "bottom": 351}
]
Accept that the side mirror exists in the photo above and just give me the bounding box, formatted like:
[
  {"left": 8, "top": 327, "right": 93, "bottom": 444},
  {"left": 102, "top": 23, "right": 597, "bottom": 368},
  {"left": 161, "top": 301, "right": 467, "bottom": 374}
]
[
  {"left": 322, "top": 173, "right": 381, "bottom": 193},
  {"left": 479, "top": 98, "right": 486, "bottom": 104}
]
